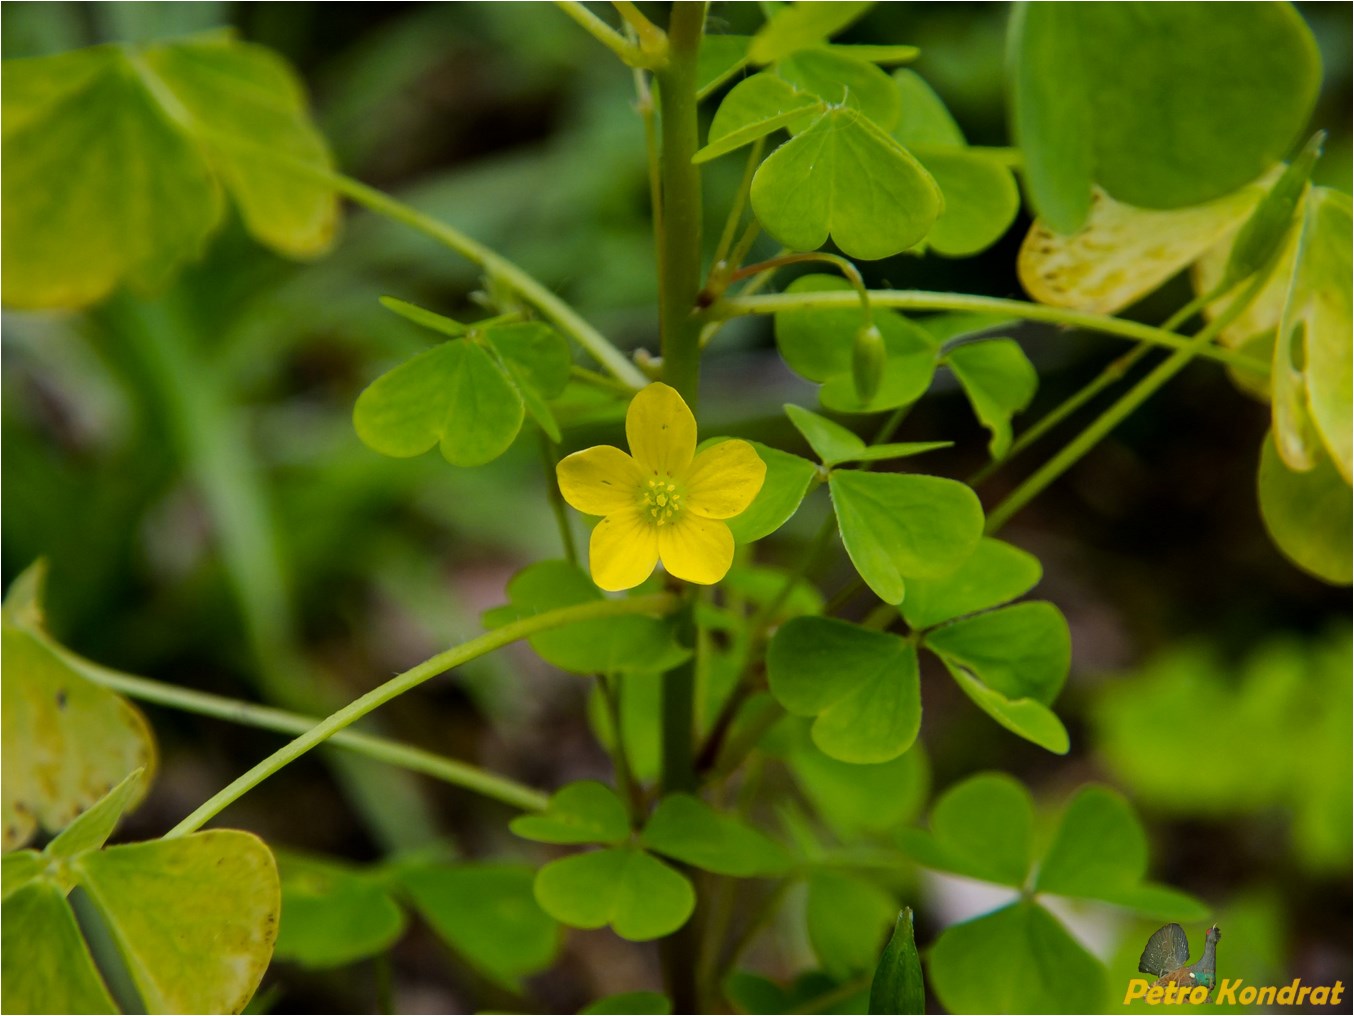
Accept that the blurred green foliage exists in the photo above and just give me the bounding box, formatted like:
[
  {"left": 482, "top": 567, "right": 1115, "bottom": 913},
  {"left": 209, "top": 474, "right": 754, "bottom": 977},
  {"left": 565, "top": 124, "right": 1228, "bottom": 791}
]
[{"left": 1, "top": 2, "right": 1350, "bottom": 1013}]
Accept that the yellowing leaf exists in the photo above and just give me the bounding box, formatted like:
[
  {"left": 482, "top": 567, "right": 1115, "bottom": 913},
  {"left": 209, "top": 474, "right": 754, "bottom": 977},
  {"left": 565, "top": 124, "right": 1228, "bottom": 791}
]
[
  {"left": 1, "top": 563, "right": 156, "bottom": 852},
  {"left": 1, "top": 880, "right": 119, "bottom": 1014},
  {"left": 2, "top": 34, "right": 338, "bottom": 310},
  {"left": 74, "top": 830, "right": 280, "bottom": 1014},
  {"left": 1018, "top": 181, "right": 1266, "bottom": 315},
  {"left": 1193, "top": 222, "right": 1299, "bottom": 351},
  {"left": 1295, "top": 189, "right": 1353, "bottom": 483}
]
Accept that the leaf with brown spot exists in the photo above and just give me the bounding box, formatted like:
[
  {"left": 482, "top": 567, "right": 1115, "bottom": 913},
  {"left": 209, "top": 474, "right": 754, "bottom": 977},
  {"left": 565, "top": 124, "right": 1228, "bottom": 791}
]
[{"left": 2, "top": 562, "right": 157, "bottom": 852}]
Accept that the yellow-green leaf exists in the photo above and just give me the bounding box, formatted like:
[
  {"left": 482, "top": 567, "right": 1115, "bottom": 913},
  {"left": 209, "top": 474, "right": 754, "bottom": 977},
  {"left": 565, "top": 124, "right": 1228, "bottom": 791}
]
[
  {"left": 73, "top": 830, "right": 280, "bottom": 1014},
  {"left": 2, "top": 34, "right": 337, "bottom": 310},
  {"left": 2, "top": 563, "right": 156, "bottom": 852}
]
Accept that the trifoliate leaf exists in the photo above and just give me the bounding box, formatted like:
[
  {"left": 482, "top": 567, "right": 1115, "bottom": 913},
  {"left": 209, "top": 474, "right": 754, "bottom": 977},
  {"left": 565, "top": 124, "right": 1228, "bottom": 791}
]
[
  {"left": 353, "top": 337, "right": 525, "bottom": 467},
  {"left": 751, "top": 108, "right": 941, "bottom": 260}
]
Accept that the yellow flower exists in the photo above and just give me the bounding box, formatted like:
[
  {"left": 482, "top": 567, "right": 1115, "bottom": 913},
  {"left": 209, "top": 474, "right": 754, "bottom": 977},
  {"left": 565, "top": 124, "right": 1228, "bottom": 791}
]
[{"left": 557, "top": 383, "right": 767, "bottom": 591}]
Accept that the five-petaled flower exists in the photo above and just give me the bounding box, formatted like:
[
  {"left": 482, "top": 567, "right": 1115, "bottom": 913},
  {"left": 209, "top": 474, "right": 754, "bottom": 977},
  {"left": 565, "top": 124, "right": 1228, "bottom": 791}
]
[{"left": 557, "top": 383, "right": 767, "bottom": 591}]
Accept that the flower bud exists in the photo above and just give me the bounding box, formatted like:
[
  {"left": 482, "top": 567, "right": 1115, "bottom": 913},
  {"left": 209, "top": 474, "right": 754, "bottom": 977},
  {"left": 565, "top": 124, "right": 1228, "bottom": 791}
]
[{"left": 852, "top": 322, "right": 886, "bottom": 403}]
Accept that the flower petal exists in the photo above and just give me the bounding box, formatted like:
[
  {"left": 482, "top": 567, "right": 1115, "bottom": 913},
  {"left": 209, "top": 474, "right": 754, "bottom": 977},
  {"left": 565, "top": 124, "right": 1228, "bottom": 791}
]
[
  {"left": 558, "top": 445, "right": 643, "bottom": 516},
  {"left": 627, "top": 383, "right": 696, "bottom": 478},
  {"left": 658, "top": 514, "right": 735, "bottom": 585},
  {"left": 589, "top": 507, "right": 660, "bottom": 591},
  {"left": 683, "top": 439, "right": 768, "bottom": 519}
]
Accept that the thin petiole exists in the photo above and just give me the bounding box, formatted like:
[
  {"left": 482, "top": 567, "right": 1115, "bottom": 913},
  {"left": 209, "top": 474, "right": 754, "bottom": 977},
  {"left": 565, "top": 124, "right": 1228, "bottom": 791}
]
[
  {"left": 984, "top": 268, "right": 1275, "bottom": 533},
  {"left": 709, "top": 138, "right": 767, "bottom": 277},
  {"left": 711, "top": 289, "right": 1270, "bottom": 374},
  {"left": 611, "top": 0, "right": 668, "bottom": 61},
  {"left": 72, "top": 658, "right": 550, "bottom": 812},
  {"left": 554, "top": 1, "right": 654, "bottom": 67},
  {"left": 968, "top": 293, "right": 1216, "bottom": 486},
  {"left": 163, "top": 594, "right": 678, "bottom": 837}
]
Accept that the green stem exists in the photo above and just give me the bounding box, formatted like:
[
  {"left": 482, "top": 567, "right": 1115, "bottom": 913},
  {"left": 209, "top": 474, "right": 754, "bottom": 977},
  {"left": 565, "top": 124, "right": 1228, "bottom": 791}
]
[
  {"left": 176, "top": 121, "right": 647, "bottom": 391},
  {"left": 748, "top": 504, "right": 835, "bottom": 633},
  {"left": 611, "top": 0, "right": 668, "bottom": 60},
  {"left": 711, "top": 290, "right": 1269, "bottom": 373},
  {"left": 633, "top": 63, "right": 664, "bottom": 275},
  {"left": 114, "top": 295, "right": 441, "bottom": 852},
  {"left": 597, "top": 672, "right": 644, "bottom": 821},
  {"left": 871, "top": 404, "right": 912, "bottom": 444},
  {"left": 327, "top": 172, "right": 647, "bottom": 389},
  {"left": 660, "top": 598, "right": 699, "bottom": 796},
  {"left": 970, "top": 293, "right": 1214, "bottom": 486},
  {"left": 554, "top": 1, "right": 654, "bottom": 66},
  {"left": 654, "top": 2, "right": 707, "bottom": 404},
  {"left": 729, "top": 253, "right": 871, "bottom": 327},
  {"left": 710, "top": 138, "right": 766, "bottom": 276},
  {"left": 716, "top": 879, "right": 791, "bottom": 986},
  {"left": 984, "top": 273, "right": 1272, "bottom": 534},
  {"left": 695, "top": 503, "right": 832, "bottom": 774},
  {"left": 569, "top": 364, "right": 635, "bottom": 397},
  {"left": 726, "top": 219, "right": 764, "bottom": 276},
  {"left": 77, "top": 662, "right": 548, "bottom": 813},
  {"left": 163, "top": 594, "right": 677, "bottom": 838}
]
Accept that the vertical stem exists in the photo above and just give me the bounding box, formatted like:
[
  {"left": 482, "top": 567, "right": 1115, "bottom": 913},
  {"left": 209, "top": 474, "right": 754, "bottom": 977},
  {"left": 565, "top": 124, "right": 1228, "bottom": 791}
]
[
  {"left": 597, "top": 673, "right": 644, "bottom": 820},
  {"left": 660, "top": 597, "right": 698, "bottom": 795},
  {"left": 654, "top": 1, "right": 706, "bottom": 405},
  {"left": 651, "top": 11, "right": 706, "bottom": 1011}
]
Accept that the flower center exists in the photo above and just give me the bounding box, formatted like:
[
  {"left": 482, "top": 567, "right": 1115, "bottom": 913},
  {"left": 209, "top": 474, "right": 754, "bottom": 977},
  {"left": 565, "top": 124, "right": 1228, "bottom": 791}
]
[{"left": 641, "top": 476, "right": 684, "bottom": 527}]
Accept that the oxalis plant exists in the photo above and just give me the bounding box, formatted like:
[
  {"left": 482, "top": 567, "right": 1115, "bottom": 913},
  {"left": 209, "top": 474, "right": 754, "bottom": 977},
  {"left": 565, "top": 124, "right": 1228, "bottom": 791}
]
[{"left": 2, "top": 2, "right": 1349, "bottom": 1014}]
